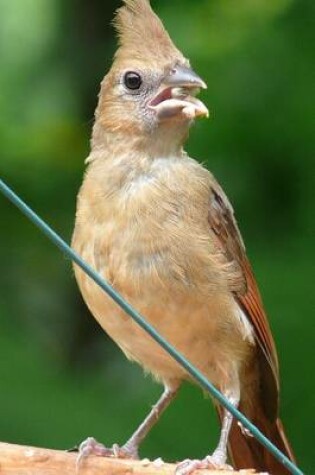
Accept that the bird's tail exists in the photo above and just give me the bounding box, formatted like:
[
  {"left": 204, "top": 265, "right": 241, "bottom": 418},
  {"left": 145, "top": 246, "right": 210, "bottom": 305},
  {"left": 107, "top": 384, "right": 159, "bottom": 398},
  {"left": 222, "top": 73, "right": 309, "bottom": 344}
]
[{"left": 219, "top": 404, "right": 296, "bottom": 474}]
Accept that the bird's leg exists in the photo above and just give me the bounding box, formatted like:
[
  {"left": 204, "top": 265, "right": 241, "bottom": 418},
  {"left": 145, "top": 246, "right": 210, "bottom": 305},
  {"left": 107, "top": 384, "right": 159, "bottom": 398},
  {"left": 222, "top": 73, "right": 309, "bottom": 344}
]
[
  {"left": 209, "top": 395, "right": 238, "bottom": 465},
  {"left": 121, "top": 385, "right": 179, "bottom": 457},
  {"left": 77, "top": 385, "right": 178, "bottom": 466},
  {"left": 176, "top": 387, "right": 240, "bottom": 475}
]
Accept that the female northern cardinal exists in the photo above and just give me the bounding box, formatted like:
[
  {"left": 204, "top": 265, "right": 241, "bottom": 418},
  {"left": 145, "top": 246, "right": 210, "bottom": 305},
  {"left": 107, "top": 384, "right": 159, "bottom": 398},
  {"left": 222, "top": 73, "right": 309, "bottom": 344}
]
[{"left": 72, "top": 0, "right": 295, "bottom": 473}]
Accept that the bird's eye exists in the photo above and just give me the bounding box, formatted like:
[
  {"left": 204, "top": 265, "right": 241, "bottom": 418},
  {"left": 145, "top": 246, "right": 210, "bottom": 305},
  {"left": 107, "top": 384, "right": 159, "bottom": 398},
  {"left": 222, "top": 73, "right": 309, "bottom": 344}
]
[{"left": 124, "top": 71, "right": 142, "bottom": 90}]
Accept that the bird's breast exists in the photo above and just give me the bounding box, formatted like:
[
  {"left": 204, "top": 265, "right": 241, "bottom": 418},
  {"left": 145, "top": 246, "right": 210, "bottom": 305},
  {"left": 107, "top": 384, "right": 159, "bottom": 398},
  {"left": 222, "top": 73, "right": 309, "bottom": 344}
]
[{"left": 72, "top": 155, "right": 254, "bottom": 387}]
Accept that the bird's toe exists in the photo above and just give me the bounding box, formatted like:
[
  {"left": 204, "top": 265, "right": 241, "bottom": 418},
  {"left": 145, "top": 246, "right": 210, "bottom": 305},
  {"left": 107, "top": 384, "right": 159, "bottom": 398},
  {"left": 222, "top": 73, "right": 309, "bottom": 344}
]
[{"left": 176, "top": 454, "right": 233, "bottom": 475}]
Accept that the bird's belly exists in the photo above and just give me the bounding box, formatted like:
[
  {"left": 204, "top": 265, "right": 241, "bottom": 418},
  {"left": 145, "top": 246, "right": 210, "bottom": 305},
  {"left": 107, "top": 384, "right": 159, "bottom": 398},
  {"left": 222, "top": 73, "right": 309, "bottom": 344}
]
[
  {"left": 75, "top": 257, "right": 252, "bottom": 389},
  {"left": 72, "top": 185, "right": 253, "bottom": 389}
]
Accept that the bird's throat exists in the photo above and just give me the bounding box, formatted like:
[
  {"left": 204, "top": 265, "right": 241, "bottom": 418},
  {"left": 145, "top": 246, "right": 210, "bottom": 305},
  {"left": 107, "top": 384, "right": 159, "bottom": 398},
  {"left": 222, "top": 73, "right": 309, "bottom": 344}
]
[{"left": 91, "top": 120, "right": 188, "bottom": 162}]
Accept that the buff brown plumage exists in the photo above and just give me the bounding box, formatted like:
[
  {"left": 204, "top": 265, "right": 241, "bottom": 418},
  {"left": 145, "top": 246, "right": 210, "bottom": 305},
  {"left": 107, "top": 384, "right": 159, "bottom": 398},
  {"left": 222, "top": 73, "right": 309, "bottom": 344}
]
[{"left": 72, "top": 1, "right": 295, "bottom": 472}]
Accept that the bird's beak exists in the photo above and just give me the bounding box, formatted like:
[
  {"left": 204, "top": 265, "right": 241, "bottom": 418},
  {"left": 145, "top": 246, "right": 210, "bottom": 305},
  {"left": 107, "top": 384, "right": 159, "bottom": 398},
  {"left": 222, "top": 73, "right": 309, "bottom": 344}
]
[
  {"left": 163, "top": 65, "right": 207, "bottom": 90},
  {"left": 149, "top": 65, "right": 209, "bottom": 121}
]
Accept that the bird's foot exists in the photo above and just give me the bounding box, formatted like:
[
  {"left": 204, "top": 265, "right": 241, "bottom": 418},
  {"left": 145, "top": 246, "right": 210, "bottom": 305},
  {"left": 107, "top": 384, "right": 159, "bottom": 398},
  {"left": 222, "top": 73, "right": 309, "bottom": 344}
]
[
  {"left": 176, "top": 451, "right": 233, "bottom": 475},
  {"left": 237, "top": 421, "right": 254, "bottom": 438},
  {"left": 78, "top": 437, "right": 112, "bottom": 459},
  {"left": 112, "top": 441, "right": 139, "bottom": 460},
  {"left": 76, "top": 436, "right": 139, "bottom": 470}
]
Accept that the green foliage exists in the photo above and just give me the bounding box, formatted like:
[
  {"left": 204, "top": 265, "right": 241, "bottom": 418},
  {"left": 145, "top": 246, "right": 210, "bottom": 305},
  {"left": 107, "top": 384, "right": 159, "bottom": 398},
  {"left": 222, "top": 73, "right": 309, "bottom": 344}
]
[{"left": 0, "top": 0, "right": 313, "bottom": 472}]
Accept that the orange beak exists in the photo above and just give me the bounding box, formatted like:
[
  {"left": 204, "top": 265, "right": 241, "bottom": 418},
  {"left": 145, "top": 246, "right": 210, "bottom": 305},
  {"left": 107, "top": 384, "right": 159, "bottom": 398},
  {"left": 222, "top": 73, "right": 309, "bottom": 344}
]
[{"left": 149, "top": 65, "right": 209, "bottom": 121}]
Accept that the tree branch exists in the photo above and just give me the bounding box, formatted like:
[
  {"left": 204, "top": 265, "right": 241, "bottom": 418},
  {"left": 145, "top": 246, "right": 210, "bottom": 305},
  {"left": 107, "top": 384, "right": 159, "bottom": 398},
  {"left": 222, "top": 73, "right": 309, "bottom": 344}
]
[{"left": 0, "top": 441, "right": 263, "bottom": 474}]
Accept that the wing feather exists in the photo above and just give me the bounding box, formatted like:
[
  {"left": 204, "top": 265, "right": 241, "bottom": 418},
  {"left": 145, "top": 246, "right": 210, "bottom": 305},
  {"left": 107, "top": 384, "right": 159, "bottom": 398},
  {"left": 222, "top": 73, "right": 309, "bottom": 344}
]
[{"left": 208, "top": 181, "right": 279, "bottom": 416}]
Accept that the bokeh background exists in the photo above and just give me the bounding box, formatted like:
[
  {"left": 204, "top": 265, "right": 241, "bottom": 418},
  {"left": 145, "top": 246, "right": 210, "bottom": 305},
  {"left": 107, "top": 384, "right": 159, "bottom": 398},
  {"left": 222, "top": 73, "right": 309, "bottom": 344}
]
[{"left": 0, "top": 0, "right": 314, "bottom": 472}]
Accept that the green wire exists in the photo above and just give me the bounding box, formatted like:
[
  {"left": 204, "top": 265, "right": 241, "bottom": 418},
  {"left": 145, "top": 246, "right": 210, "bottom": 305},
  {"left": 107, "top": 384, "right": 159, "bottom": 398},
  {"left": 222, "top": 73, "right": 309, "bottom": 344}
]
[{"left": 0, "top": 178, "right": 303, "bottom": 475}]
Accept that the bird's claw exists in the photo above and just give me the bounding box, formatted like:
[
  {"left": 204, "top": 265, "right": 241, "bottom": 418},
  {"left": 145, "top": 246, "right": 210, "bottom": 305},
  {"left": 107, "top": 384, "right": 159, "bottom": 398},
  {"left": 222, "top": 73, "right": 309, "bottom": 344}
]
[
  {"left": 176, "top": 453, "right": 233, "bottom": 475},
  {"left": 76, "top": 437, "right": 112, "bottom": 470},
  {"left": 76, "top": 436, "right": 139, "bottom": 472},
  {"left": 79, "top": 436, "right": 113, "bottom": 457},
  {"left": 112, "top": 442, "right": 139, "bottom": 459}
]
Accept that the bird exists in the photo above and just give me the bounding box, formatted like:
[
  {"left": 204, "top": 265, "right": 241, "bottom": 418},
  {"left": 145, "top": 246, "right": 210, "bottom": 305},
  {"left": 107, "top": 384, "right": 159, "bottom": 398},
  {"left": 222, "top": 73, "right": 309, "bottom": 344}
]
[{"left": 71, "top": 0, "right": 296, "bottom": 473}]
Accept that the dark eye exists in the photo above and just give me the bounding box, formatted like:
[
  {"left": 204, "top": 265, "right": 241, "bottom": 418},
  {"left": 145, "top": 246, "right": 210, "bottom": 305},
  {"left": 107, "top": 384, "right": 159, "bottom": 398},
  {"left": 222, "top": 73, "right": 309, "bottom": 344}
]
[{"left": 124, "top": 71, "right": 142, "bottom": 90}]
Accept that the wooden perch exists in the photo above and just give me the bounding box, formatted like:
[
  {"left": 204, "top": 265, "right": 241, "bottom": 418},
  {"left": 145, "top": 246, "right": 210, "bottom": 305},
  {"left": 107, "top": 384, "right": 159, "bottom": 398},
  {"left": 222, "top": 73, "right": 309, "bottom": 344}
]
[{"left": 0, "top": 442, "right": 265, "bottom": 475}]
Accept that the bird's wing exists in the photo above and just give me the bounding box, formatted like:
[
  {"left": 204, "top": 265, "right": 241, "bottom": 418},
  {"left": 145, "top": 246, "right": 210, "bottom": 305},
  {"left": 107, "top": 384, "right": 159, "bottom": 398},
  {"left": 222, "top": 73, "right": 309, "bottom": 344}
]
[{"left": 208, "top": 179, "right": 279, "bottom": 415}]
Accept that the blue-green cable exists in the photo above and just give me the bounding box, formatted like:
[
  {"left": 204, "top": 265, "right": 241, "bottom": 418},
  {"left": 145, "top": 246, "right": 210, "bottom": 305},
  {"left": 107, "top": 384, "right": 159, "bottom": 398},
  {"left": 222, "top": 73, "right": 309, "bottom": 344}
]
[{"left": 0, "top": 178, "right": 303, "bottom": 475}]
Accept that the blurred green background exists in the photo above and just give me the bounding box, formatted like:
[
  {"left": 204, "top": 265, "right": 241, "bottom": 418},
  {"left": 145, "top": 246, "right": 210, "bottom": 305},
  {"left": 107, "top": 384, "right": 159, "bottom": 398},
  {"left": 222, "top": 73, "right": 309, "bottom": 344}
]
[{"left": 0, "top": 0, "right": 314, "bottom": 472}]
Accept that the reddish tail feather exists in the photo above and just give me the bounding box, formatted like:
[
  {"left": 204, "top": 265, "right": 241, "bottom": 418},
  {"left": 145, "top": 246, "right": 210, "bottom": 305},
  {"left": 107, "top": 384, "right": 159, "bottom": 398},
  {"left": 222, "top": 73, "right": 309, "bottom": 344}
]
[{"left": 223, "top": 405, "right": 296, "bottom": 474}]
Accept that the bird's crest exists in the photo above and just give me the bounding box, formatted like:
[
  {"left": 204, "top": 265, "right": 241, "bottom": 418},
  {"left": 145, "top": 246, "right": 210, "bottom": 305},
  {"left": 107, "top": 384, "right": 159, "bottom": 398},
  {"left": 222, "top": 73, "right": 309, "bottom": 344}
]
[{"left": 113, "top": 0, "right": 185, "bottom": 65}]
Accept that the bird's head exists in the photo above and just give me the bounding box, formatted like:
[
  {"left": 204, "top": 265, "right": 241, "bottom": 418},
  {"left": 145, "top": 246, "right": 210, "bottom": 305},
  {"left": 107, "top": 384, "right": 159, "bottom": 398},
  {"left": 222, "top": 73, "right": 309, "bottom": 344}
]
[{"left": 93, "top": 0, "right": 208, "bottom": 152}]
